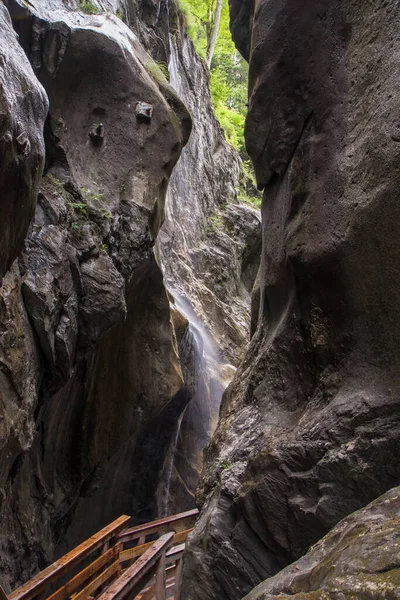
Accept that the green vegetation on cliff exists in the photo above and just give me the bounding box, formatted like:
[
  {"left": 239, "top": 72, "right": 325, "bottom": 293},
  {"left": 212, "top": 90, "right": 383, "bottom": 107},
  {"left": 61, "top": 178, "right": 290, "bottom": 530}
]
[{"left": 179, "top": 0, "right": 248, "bottom": 157}]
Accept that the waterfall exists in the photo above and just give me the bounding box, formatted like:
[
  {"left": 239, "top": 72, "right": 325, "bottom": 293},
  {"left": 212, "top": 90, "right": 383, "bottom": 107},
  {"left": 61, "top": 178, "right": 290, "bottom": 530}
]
[
  {"left": 161, "top": 292, "right": 235, "bottom": 513},
  {"left": 158, "top": 35, "right": 237, "bottom": 512},
  {"left": 168, "top": 34, "right": 183, "bottom": 96}
]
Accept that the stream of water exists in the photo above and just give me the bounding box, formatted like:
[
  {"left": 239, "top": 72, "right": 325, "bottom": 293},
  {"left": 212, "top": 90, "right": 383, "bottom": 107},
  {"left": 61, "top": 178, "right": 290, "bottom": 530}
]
[{"left": 159, "top": 36, "right": 236, "bottom": 514}]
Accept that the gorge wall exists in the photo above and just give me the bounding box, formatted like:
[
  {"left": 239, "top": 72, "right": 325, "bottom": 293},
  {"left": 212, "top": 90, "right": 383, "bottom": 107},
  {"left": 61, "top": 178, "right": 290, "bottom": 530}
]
[
  {"left": 157, "top": 28, "right": 261, "bottom": 513},
  {"left": 182, "top": 1, "right": 400, "bottom": 599},
  {"left": 243, "top": 486, "right": 400, "bottom": 599},
  {"left": 0, "top": 0, "right": 259, "bottom": 588}
]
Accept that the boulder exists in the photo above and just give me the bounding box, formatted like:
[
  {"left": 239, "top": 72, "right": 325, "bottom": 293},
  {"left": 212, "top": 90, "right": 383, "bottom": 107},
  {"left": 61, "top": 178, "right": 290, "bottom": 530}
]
[{"left": 244, "top": 486, "right": 400, "bottom": 600}]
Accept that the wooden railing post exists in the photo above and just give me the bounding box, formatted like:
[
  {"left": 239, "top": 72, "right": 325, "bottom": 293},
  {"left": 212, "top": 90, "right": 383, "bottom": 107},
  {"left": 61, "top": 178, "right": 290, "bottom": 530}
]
[
  {"left": 101, "top": 541, "right": 110, "bottom": 555},
  {"left": 174, "top": 557, "right": 184, "bottom": 600},
  {"left": 97, "top": 533, "right": 174, "bottom": 600},
  {"left": 154, "top": 552, "right": 166, "bottom": 600}
]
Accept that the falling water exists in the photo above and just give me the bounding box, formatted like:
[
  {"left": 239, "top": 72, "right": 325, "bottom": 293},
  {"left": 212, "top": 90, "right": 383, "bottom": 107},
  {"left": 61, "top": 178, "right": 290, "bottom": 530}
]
[
  {"left": 168, "top": 34, "right": 183, "bottom": 96},
  {"left": 162, "top": 292, "right": 235, "bottom": 514},
  {"left": 159, "top": 36, "right": 236, "bottom": 513}
]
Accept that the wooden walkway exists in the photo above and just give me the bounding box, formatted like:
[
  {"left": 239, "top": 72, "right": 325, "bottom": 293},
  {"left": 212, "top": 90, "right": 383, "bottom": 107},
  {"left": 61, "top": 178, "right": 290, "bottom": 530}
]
[{"left": 1, "top": 509, "right": 198, "bottom": 600}]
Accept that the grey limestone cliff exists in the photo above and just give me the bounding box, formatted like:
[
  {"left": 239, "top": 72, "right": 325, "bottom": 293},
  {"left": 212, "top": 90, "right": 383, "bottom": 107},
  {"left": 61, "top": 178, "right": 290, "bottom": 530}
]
[
  {"left": 0, "top": 5, "right": 48, "bottom": 279},
  {"left": 0, "top": 0, "right": 191, "bottom": 586},
  {"left": 182, "top": 1, "right": 400, "bottom": 598},
  {"left": 0, "top": 0, "right": 258, "bottom": 589},
  {"left": 157, "top": 29, "right": 261, "bottom": 513}
]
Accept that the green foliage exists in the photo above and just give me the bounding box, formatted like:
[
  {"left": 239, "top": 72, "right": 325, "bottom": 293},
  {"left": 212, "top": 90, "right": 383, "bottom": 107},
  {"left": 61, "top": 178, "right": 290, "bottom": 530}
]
[
  {"left": 209, "top": 212, "right": 224, "bottom": 230},
  {"left": 237, "top": 192, "right": 261, "bottom": 210},
  {"left": 147, "top": 60, "right": 170, "bottom": 82},
  {"left": 44, "top": 172, "right": 65, "bottom": 191},
  {"left": 99, "top": 208, "right": 113, "bottom": 220},
  {"left": 88, "top": 192, "right": 105, "bottom": 202},
  {"left": 70, "top": 202, "right": 88, "bottom": 217},
  {"left": 238, "top": 160, "right": 262, "bottom": 209},
  {"left": 79, "top": 1, "right": 99, "bottom": 14},
  {"left": 217, "top": 457, "right": 232, "bottom": 469},
  {"left": 71, "top": 222, "right": 83, "bottom": 231},
  {"left": 179, "top": 0, "right": 248, "bottom": 155},
  {"left": 155, "top": 61, "right": 170, "bottom": 79}
]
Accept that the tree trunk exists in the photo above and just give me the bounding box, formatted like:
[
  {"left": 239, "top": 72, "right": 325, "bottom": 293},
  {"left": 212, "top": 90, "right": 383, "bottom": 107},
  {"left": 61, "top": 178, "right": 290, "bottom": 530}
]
[{"left": 206, "top": 0, "right": 223, "bottom": 68}]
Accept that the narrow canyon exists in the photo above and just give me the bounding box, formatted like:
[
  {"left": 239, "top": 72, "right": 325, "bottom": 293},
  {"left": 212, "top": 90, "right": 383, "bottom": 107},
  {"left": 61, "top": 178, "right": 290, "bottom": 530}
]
[{"left": 0, "top": 0, "right": 399, "bottom": 599}]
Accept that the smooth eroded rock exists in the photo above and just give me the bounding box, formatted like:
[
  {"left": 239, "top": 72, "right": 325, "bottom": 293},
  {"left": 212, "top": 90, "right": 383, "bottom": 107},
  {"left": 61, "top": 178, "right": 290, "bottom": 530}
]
[
  {"left": 0, "top": 0, "right": 191, "bottom": 587},
  {"left": 0, "top": 4, "right": 48, "bottom": 280},
  {"left": 182, "top": 1, "right": 400, "bottom": 599},
  {"left": 244, "top": 486, "right": 400, "bottom": 600}
]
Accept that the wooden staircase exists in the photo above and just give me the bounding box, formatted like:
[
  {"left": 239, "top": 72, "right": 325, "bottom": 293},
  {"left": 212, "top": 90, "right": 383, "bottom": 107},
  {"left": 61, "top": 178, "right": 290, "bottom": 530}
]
[{"left": 1, "top": 509, "right": 198, "bottom": 600}]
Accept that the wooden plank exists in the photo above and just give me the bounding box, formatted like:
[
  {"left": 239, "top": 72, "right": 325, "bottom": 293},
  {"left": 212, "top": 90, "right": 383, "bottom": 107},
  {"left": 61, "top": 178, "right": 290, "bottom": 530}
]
[
  {"left": 136, "top": 583, "right": 154, "bottom": 600},
  {"left": 138, "top": 576, "right": 175, "bottom": 600},
  {"left": 0, "top": 585, "right": 9, "bottom": 600},
  {"left": 118, "top": 510, "right": 198, "bottom": 542},
  {"left": 165, "top": 565, "right": 177, "bottom": 580},
  {"left": 120, "top": 529, "right": 192, "bottom": 564},
  {"left": 165, "top": 543, "right": 185, "bottom": 566},
  {"left": 47, "top": 545, "right": 122, "bottom": 600},
  {"left": 71, "top": 561, "right": 119, "bottom": 600},
  {"left": 155, "top": 554, "right": 166, "bottom": 600},
  {"left": 10, "top": 516, "right": 130, "bottom": 600},
  {"left": 174, "top": 557, "right": 184, "bottom": 600},
  {"left": 97, "top": 532, "right": 174, "bottom": 600},
  {"left": 166, "top": 582, "right": 175, "bottom": 600},
  {"left": 166, "top": 543, "right": 185, "bottom": 558}
]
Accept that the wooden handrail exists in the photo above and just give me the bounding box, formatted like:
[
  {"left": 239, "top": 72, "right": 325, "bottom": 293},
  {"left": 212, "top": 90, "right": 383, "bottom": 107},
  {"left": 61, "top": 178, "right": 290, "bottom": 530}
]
[
  {"left": 118, "top": 509, "right": 198, "bottom": 542},
  {"left": 166, "top": 543, "right": 185, "bottom": 560},
  {"left": 9, "top": 515, "right": 130, "bottom": 600},
  {"left": 97, "top": 532, "right": 174, "bottom": 600},
  {"left": 6, "top": 510, "right": 197, "bottom": 600},
  {"left": 47, "top": 545, "right": 121, "bottom": 600},
  {"left": 119, "top": 529, "right": 192, "bottom": 564}
]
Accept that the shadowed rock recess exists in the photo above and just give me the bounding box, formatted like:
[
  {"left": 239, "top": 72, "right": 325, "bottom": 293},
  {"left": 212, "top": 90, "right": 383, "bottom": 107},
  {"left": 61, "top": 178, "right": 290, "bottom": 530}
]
[
  {"left": 182, "top": 1, "right": 400, "bottom": 599},
  {"left": 243, "top": 486, "right": 400, "bottom": 600},
  {"left": 0, "top": 0, "right": 259, "bottom": 589}
]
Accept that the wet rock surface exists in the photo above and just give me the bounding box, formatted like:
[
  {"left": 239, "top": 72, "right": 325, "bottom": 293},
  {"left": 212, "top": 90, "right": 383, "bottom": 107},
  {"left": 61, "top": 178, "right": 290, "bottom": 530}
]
[
  {"left": 243, "top": 486, "right": 400, "bottom": 600},
  {"left": 0, "top": 5, "right": 48, "bottom": 279},
  {"left": 182, "top": 1, "right": 400, "bottom": 599},
  {"left": 0, "top": 0, "right": 258, "bottom": 589},
  {"left": 157, "top": 31, "right": 261, "bottom": 513},
  {"left": 160, "top": 33, "right": 261, "bottom": 366},
  {"left": 0, "top": 0, "right": 191, "bottom": 587}
]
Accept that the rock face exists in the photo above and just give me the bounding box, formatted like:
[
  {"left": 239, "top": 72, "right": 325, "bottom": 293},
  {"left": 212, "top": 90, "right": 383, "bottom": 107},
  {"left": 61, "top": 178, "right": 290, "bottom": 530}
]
[
  {"left": 182, "top": 1, "right": 400, "bottom": 599},
  {"left": 0, "top": 0, "right": 192, "bottom": 587},
  {"left": 0, "top": 5, "right": 48, "bottom": 280},
  {"left": 160, "top": 33, "right": 260, "bottom": 366},
  {"left": 156, "top": 30, "right": 261, "bottom": 512},
  {"left": 243, "top": 485, "right": 400, "bottom": 600},
  {"left": 0, "top": 0, "right": 259, "bottom": 589}
]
